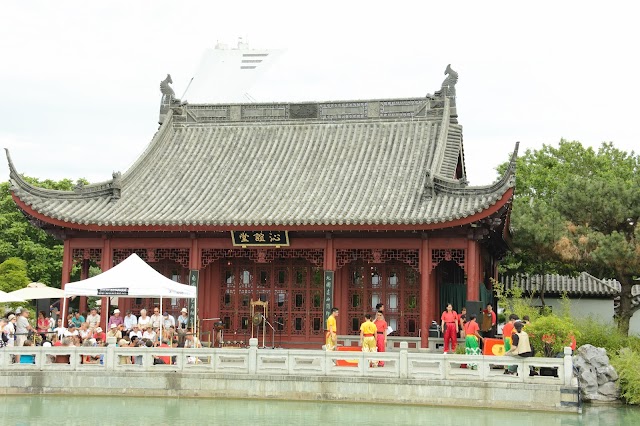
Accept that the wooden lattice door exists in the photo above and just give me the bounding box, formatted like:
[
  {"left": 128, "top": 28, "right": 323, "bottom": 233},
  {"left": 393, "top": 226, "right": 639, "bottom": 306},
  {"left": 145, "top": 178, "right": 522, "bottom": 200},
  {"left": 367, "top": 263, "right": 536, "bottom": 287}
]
[
  {"left": 347, "top": 261, "right": 420, "bottom": 337},
  {"left": 219, "top": 259, "right": 324, "bottom": 343}
]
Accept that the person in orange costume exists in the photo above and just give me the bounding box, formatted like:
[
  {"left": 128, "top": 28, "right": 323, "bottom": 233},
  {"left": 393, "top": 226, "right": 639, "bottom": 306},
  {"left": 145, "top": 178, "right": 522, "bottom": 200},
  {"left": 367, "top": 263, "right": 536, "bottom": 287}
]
[
  {"left": 440, "top": 303, "right": 459, "bottom": 353},
  {"left": 373, "top": 310, "right": 388, "bottom": 367}
]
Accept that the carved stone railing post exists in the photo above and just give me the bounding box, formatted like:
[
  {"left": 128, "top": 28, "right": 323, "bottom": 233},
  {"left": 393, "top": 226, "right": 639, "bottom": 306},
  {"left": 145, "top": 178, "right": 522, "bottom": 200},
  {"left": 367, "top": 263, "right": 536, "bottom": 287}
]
[
  {"left": 399, "top": 341, "right": 409, "bottom": 378},
  {"left": 105, "top": 344, "right": 116, "bottom": 371},
  {"left": 563, "top": 346, "right": 573, "bottom": 385},
  {"left": 248, "top": 338, "right": 258, "bottom": 374}
]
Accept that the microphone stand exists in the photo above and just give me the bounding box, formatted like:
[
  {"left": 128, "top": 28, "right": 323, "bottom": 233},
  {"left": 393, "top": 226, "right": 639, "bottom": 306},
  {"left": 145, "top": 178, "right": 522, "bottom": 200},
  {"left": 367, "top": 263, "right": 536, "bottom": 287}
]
[
  {"left": 274, "top": 321, "right": 284, "bottom": 348},
  {"left": 262, "top": 319, "right": 275, "bottom": 349}
]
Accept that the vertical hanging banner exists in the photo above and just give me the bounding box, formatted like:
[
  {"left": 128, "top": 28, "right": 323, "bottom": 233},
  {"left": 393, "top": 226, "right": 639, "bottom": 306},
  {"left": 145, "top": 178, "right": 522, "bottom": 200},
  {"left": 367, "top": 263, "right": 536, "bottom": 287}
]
[
  {"left": 188, "top": 270, "right": 199, "bottom": 328},
  {"left": 323, "top": 270, "right": 334, "bottom": 329}
]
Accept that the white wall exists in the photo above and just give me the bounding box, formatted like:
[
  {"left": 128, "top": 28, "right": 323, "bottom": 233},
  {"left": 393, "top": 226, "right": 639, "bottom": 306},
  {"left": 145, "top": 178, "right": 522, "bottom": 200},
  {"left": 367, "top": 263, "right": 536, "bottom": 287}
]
[
  {"left": 545, "top": 297, "right": 615, "bottom": 324},
  {"left": 546, "top": 297, "right": 640, "bottom": 336}
]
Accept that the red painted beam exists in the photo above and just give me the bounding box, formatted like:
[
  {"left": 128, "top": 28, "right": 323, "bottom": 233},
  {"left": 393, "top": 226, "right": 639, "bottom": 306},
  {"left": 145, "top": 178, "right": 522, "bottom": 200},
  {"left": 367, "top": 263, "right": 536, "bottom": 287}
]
[{"left": 12, "top": 189, "right": 513, "bottom": 233}]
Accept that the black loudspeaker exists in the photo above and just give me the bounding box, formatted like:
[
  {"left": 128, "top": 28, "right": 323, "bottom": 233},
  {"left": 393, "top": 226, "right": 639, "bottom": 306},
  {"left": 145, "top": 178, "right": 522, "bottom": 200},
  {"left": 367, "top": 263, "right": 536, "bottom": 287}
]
[
  {"left": 36, "top": 299, "right": 50, "bottom": 317},
  {"left": 466, "top": 301, "right": 483, "bottom": 317}
]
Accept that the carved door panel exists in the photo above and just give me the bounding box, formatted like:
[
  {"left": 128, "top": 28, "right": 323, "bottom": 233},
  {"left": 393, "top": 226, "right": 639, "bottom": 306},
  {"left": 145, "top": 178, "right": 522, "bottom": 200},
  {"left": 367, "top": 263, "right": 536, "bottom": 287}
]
[
  {"left": 347, "top": 262, "right": 420, "bottom": 337},
  {"left": 219, "top": 259, "right": 322, "bottom": 343}
]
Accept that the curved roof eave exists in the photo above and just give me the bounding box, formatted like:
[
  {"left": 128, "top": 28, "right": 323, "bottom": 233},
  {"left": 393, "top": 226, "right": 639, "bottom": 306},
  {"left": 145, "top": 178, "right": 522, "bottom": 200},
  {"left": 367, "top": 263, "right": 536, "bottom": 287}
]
[{"left": 11, "top": 187, "right": 514, "bottom": 233}]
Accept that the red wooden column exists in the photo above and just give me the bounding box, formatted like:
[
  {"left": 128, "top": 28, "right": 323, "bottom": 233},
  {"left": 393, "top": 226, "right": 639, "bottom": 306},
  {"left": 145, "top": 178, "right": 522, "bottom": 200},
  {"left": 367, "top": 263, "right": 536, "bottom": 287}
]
[
  {"left": 466, "top": 239, "right": 480, "bottom": 301},
  {"left": 101, "top": 236, "right": 113, "bottom": 331},
  {"left": 79, "top": 259, "right": 90, "bottom": 314},
  {"left": 189, "top": 236, "right": 205, "bottom": 333},
  {"left": 60, "top": 239, "right": 72, "bottom": 325},
  {"left": 420, "top": 235, "right": 432, "bottom": 349},
  {"left": 340, "top": 266, "right": 350, "bottom": 336},
  {"left": 323, "top": 233, "right": 338, "bottom": 330},
  {"left": 323, "top": 233, "right": 335, "bottom": 271}
]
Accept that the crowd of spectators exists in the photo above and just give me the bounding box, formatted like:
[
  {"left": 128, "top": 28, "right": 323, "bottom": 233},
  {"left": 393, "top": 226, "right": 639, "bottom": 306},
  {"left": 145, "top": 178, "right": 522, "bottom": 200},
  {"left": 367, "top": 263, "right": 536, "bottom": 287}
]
[{"left": 1, "top": 306, "right": 201, "bottom": 365}]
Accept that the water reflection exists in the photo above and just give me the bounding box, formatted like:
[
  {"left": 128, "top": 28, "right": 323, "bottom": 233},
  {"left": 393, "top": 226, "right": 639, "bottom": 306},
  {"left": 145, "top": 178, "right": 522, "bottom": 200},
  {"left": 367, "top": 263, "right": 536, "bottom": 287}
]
[{"left": 0, "top": 395, "right": 638, "bottom": 425}]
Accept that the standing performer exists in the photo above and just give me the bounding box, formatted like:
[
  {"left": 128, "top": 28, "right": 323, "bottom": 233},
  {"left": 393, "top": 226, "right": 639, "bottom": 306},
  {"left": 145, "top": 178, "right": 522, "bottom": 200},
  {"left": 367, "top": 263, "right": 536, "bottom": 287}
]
[
  {"left": 458, "top": 307, "right": 467, "bottom": 339},
  {"left": 464, "top": 314, "right": 483, "bottom": 369},
  {"left": 359, "top": 313, "right": 378, "bottom": 367},
  {"left": 325, "top": 307, "right": 339, "bottom": 351},
  {"left": 440, "top": 303, "right": 459, "bottom": 353},
  {"left": 374, "top": 310, "right": 388, "bottom": 367},
  {"left": 481, "top": 304, "right": 497, "bottom": 338}
]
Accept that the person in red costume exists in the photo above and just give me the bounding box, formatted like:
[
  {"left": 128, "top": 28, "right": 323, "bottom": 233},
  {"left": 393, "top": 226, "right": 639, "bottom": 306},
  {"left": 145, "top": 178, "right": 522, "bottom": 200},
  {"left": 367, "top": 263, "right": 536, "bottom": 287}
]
[
  {"left": 373, "top": 310, "right": 388, "bottom": 367},
  {"left": 440, "top": 303, "right": 459, "bottom": 353}
]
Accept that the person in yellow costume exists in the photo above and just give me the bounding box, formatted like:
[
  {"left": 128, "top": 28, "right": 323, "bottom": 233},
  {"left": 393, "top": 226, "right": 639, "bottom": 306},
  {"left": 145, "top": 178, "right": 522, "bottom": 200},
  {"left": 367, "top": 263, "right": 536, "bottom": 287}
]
[
  {"left": 325, "top": 307, "right": 339, "bottom": 351},
  {"left": 359, "top": 313, "right": 378, "bottom": 353}
]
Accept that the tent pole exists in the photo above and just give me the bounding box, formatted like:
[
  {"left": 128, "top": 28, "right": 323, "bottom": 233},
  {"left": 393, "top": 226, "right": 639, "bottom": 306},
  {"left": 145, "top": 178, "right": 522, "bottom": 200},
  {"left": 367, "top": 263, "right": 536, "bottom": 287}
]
[
  {"left": 160, "top": 296, "right": 164, "bottom": 344},
  {"left": 62, "top": 297, "right": 67, "bottom": 327},
  {"left": 194, "top": 293, "right": 198, "bottom": 341},
  {"left": 105, "top": 297, "right": 110, "bottom": 335}
]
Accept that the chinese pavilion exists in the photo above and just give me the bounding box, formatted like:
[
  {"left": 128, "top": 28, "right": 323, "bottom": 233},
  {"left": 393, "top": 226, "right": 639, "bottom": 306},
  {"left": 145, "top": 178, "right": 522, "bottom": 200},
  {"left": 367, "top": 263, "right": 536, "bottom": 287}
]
[{"left": 7, "top": 65, "right": 517, "bottom": 348}]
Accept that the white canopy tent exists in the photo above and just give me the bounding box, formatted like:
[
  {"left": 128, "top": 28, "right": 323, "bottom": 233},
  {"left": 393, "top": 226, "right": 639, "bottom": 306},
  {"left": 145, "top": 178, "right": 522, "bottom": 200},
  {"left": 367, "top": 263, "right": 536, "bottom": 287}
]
[
  {"left": 8, "top": 282, "right": 66, "bottom": 300},
  {"left": 0, "top": 290, "right": 24, "bottom": 303},
  {"left": 64, "top": 253, "right": 197, "bottom": 341}
]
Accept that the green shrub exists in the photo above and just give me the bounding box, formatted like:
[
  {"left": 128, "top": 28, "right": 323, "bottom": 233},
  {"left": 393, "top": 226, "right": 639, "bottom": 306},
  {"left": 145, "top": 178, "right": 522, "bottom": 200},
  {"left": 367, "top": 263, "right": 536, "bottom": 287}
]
[
  {"left": 492, "top": 279, "right": 550, "bottom": 322},
  {"left": 454, "top": 345, "right": 465, "bottom": 355},
  {"left": 574, "top": 316, "right": 628, "bottom": 356},
  {"left": 627, "top": 336, "right": 640, "bottom": 353},
  {"left": 611, "top": 348, "right": 640, "bottom": 405},
  {"left": 525, "top": 315, "right": 579, "bottom": 357}
]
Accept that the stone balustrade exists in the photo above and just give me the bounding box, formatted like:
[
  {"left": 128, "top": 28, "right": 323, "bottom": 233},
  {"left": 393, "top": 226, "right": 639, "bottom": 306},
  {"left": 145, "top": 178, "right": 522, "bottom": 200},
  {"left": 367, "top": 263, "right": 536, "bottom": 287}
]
[{"left": 0, "top": 340, "right": 573, "bottom": 386}]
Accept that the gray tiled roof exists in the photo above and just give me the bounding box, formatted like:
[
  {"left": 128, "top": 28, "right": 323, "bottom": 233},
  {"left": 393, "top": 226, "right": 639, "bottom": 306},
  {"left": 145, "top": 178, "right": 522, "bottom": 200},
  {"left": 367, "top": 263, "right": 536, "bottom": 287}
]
[
  {"left": 7, "top": 95, "right": 517, "bottom": 229},
  {"left": 500, "top": 272, "right": 621, "bottom": 296},
  {"left": 502, "top": 273, "right": 640, "bottom": 315}
]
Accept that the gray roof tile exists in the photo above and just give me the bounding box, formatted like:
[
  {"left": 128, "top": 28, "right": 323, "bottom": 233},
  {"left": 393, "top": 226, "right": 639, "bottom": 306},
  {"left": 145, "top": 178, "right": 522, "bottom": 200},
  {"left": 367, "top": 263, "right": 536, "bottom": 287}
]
[
  {"left": 7, "top": 96, "right": 517, "bottom": 229},
  {"left": 500, "top": 272, "right": 621, "bottom": 296}
]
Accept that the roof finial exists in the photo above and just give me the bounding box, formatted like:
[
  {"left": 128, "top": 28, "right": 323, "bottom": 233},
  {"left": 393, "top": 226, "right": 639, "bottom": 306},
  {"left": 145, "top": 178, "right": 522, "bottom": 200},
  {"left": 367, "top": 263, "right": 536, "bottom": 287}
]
[
  {"left": 159, "top": 74, "right": 181, "bottom": 125},
  {"left": 439, "top": 64, "right": 458, "bottom": 99}
]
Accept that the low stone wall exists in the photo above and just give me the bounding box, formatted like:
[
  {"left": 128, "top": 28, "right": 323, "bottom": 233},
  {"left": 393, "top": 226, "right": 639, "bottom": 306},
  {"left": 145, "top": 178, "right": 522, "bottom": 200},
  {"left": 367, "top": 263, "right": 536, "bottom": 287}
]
[
  {"left": 0, "top": 340, "right": 579, "bottom": 412},
  {"left": 0, "top": 370, "right": 576, "bottom": 412}
]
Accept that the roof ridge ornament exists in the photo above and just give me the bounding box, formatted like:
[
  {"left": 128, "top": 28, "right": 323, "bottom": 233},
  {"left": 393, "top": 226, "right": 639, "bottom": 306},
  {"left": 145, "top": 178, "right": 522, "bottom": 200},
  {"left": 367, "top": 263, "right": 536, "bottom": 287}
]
[
  {"left": 4, "top": 148, "right": 123, "bottom": 201},
  {"left": 436, "top": 64, "right": 458, "bottom": 100},
  {"left": 159, "top": 74, "right": 184, "bottom": 125}
]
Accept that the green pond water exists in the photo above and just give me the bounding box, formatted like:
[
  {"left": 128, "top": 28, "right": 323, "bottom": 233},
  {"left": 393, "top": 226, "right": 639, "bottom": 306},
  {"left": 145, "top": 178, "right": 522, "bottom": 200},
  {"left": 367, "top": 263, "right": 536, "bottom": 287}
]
[{"left": 0, "top": 395, "right": 638, "bottom": 425}]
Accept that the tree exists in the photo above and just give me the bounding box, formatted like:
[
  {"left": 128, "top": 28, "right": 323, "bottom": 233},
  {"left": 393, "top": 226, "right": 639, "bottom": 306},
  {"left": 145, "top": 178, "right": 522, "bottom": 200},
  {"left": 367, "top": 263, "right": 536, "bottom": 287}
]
[
  {"left": 0, "top": 177, "right": 87, "bottom": 288},
  {"left": 0, "top": 257, "right": 30, "bottom": 292},
  {"left": 500, "top": 140, "right": 639, "bottom": 335}
]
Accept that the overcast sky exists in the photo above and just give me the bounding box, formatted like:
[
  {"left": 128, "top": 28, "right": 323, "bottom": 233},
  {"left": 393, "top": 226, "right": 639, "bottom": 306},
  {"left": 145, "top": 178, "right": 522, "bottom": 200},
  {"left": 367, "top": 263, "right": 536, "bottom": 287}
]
[{"left": 1, "top": 1, "right": 638, "bottom": 187}]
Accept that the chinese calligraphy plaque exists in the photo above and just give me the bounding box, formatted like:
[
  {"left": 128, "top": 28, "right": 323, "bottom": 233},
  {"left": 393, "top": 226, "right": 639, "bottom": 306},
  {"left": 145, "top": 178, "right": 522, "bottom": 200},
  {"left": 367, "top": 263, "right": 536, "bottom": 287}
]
[
  {"left": 231, "top": 231, "right": 290, "bottom": 247},
  {"left": 323, "top": 270, "right": 334, "bottom": 329}
]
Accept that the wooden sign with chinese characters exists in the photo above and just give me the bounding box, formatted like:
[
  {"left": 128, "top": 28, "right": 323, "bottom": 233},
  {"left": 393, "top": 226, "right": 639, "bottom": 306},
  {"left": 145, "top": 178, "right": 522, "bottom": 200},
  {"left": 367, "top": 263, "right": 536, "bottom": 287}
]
[
  {"left": 323, "top": 270, "right": 334, "bottom": 329},
  {"left": 231, "top": 231, "right": 290, "bottom": 247},
  {"left": 187, "top": 270, "right": 199, "bottom": 328}
]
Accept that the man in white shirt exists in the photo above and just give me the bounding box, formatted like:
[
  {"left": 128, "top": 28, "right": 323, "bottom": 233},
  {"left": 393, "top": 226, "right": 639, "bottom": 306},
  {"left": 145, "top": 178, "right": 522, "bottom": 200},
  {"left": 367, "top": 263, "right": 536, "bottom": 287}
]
[
  {"left": 15, "top": 310, "right": 34, "bottom": 347},
  {"left": 162, "top": 312, "right": 175, "bottom": 329},
  {"left": 86, "top": 308, "right": 101, "bottom": 328},
  {"left": 150, "top": 308, "right": 162, "bottom": 329},
  {"left": 123, "top": 310, "right": 138, "bottom": 332}
]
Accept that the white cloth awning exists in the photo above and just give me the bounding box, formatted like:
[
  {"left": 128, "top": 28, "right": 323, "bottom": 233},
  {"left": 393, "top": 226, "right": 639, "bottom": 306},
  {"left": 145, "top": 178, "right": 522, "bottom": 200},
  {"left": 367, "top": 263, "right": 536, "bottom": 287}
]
[
  {"left": 64, "top": 253, "right": 196, "bottom": 298},
  {"left": 0, "top": 289, "right": 24, "bottom": 303},
  {"left": 7, "top": 282, "right": 65, "bottom": 300}
]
